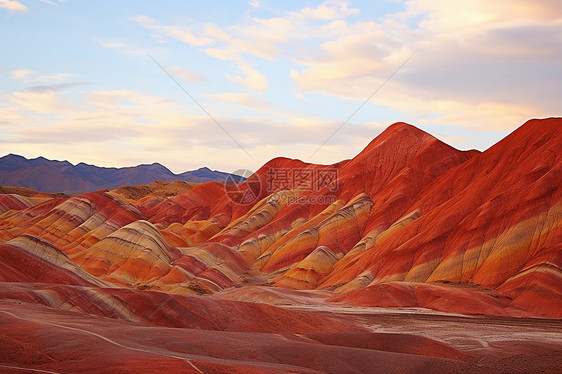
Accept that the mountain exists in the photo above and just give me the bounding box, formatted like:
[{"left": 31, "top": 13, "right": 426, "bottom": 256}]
[
  {"left": 108, "top": 180, "right": 198, "bottom": 200},
  {"left": 0, "top": 154, "right": 241, "bottom": 194},
  {"left": 0, "top": 118, "right": 561, "bottom": 373},
  {"left": 325, "top": 118, "right": 562, "bottom": 316}
]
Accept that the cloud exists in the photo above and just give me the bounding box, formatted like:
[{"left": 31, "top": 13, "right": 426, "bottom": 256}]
[
  {"left": 3, "top": 88, "right": 199, "bottom": 147},
  {"left": 0, "top": 83, "right": 386, "bottom": 172},
  {"left": 136, "top": 1, "right": 362, "bottom": 95},
  {"left": 227, "top": 63, "right": 269, "bottom": 91},
  {"left": 39, "top": 0, "right": 66, "bottom": 5},
  {"left": 401, "top": 0, "right": 562, "bottom": 32},
  {"left": 297, "top": 0, "right": 359, "bottom": 20},
  {"left": 153, "top": 0, "right": 554, "bottom": 134},
  {"left": 9, "top": 91, "right": 69, "bottom": 114},
  {"left": 94, "top": 39, "right": 145, "bottom": 56},
  {"left": 11, "top": 69, "right": 34, "bottom": 79},
  {"left": 290, "top": 21, "right": 400, "bottom": 85},
  {"left": 201, "top": 92, "right": 321, "bottom": 123},
  {"left": 8, "top": 125, "right": 141, "bottom": 145},
  {"left": 417, "top": 101, "right": 539, "bottom": 131},
  {"left": 26, "top": 82, "right": 91, "bottom": 93},
  {"left": 3, "top": 1, "right": 560, "bottom": 172},
  {"left": 11, "top": 69, "right": 74, "bottom": 83},
  {"left": 288, "top": 0, "right": 562, "bottom": 132},
  {"left": 202, "top": 2, "right": 361, "bottom": 62},
  {"left": 0, "top": 0, "right": 26, "bottom": 12},
  {"left": 132, "top": 15, "right": 214, "bottom": 46},
  {"left": 126, "top": 0, "right": 561, "bottom": 138},
  {"left": 136, "top": 1, "right": 362, "bottom": 62},
  {"left": 203, "top": 16, "right": 293, "bottom": 62},
  {"left": 168, "top": 66, "right": 206, "bottom": 82}
]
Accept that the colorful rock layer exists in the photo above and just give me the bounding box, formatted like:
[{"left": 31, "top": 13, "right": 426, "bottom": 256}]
[{"left": 0, "top": 118, "right": 561, "bottom": 319}]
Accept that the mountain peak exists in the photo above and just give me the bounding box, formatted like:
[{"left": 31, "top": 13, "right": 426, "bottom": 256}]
[
  {"left": 352, "top": 122, "right": 438, "bottom": 163},
  {"left": 2, "top": 153, "right": 25, "bottom": 159},
  {"left": 379, "top": 122, "right": 434, "bottom": 142}
]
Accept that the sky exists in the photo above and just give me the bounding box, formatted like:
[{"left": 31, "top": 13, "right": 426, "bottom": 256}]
[{"left": 1, "top": 0, "right": 560, "bottom": 174}]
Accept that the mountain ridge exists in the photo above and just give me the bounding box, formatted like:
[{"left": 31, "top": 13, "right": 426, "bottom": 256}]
[
  {"left": 1, "top": 118, "right": 561, "bottom": 373},
  {"left": 0, "top": 118, "right": 560, "bottom": 319},
  {"left": 0, "top": 154, "right": 242, "bottom": 194}
]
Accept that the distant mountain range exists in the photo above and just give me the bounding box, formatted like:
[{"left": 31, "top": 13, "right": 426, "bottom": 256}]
[{"left": 0, "top": 154, "right": 242, "bottom": 194}]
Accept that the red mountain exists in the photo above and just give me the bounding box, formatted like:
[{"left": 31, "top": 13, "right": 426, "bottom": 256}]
[{"left": 0, "top": 118, "right": 560, "bottom": 373}]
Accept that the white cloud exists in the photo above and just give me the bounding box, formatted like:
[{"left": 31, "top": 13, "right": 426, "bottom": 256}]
[
  {"left": 202, "top": 2, "right": 360, "bottom": 62},
  {"left": 11, "top": 69, "right": 74, "bottom": 83},
  {"left": 204, "top": 17, "right": 293, "bottom": 62},
  {"left": 227, "top": 63, "right": 269, "bottom": 91},
  {"left": 39, "top": 0, "right": 66, "bottom": 5},
  {"left": 11, "top": 69, "right": 34, "bottom": 79},
  {"left": 94, "top": 38, "right": 145, "bottom": 56},
  {"left": 35, "top": 73, "right": 74, "bottom": 83},
  {"left": 135, "top": 1, "right": 363, "bottom": 94},
  {"left": 3, "top": 1, "right": 560, "bottom": 172},
  {"left": 168, "top": 66, "right": 206, "bottom": 82},
  {"left": 0, "top": 0, "right": 26, "bottom": 12},
  {"left": 133, "top": 15, "right": 214, "bottom": 46},
  {"left": 297, "top": 0, "right": 359, "bottom": 20},
  {"left": 0, "top": 84, "right": 384, "bottom": 172},
  {"left": 9, "top": 91, "right": 69, "bottom": 114},
  {"left": 288, "top": 0, "right": 562, "bottom": 132},
  {"left": 126, "top": 0, "right": 561, "bottom": 135},
  {"left": 401, "top": 0, "right": 562, "bottom": 32}
]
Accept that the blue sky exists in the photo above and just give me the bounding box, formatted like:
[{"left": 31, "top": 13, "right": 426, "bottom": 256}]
[{"left": 1, "top": 0, "right": 560, "bottom": 173}]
